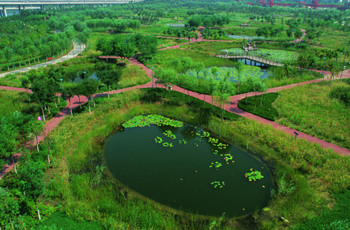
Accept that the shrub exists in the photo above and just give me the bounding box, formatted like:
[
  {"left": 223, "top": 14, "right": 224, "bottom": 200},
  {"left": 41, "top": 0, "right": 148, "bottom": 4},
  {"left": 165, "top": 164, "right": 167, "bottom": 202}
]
[{"left": 329, "top": 86, "right": 350, "bottom": 106}]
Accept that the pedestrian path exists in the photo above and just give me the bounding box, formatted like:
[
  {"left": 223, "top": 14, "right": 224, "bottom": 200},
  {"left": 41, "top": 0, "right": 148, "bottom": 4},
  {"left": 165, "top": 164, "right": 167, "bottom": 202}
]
[{"left": 0, "top": 43, "right": 85, "bottom": 78}]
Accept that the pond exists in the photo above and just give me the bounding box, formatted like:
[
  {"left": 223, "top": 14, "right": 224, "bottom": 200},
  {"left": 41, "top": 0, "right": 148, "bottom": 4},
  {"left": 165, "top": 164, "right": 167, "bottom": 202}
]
[
  {"left": 231, "top": 59, "right": 270, "bottom": 79},
  {"left": 104, "top": 115, "right": 273, "bottom": 217}
]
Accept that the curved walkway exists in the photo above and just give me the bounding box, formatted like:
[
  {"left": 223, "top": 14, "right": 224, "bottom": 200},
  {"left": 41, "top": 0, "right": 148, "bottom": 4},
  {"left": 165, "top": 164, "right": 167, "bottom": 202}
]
[
  {"left": 0, "top": 43, "right": 86, "bottom": 78},
  {"left": 126, "top": 56, "right": 350, "bottom": 156}
]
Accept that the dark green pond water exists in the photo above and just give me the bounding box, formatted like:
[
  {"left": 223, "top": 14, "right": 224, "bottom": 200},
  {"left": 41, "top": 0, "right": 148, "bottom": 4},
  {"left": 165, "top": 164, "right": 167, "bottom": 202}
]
[{"left": 104, "top": 124, "right": 273, "bottom": 217}]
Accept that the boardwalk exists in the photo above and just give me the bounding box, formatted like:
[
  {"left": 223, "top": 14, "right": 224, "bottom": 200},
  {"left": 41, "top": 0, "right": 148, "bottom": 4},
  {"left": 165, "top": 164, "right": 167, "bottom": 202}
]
[{"left": 216, "top": 55, "right": 283, "bottom": 66}]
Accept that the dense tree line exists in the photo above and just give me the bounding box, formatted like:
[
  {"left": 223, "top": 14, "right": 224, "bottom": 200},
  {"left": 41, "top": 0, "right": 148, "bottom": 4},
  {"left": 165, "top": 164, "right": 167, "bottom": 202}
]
[{"left": 96, "top": 34, "right": 158, "bottom": 61}]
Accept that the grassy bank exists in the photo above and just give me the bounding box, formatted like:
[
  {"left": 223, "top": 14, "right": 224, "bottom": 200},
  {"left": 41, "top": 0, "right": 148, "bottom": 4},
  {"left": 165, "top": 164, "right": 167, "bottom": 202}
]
[
  {"left": 237, "top": 80, "right": 350, "bottom": 149},
  {"left": 238, "top": 93, "right": 279, "bottom": 121},
  {"left": 274, "top": 80, "right": 350, "bottom": 149}
]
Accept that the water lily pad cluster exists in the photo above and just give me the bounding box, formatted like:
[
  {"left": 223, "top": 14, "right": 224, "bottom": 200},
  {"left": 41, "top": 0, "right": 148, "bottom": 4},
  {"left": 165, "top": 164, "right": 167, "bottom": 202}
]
[
  {"left": 245, "top": 168, "right": 264, "bottom": 182},
  {"left": 155, "top": 136, "right": 175, "bottom": 148},
  {"left": 163, "top": 130, "right": 176, "bottom": 139},
  {"left": 162, "top": 142, "right": 174, "bottom": 148},
  {"left": 211, "top": 181, "right": 225, "bottom": 189},
  {"left": 223, "top": 154, "right": 234, "bottom": 164},
  {"left": 208, "top": 138, "right": 228, "bottom": 150},
  {"left": 209, "top": 162, "right": 223, "bottom": 169},
  {"left": 123, "top": 115, "right": 183, "bottom": 128},
  {"left": 179, "top": 139, "right": 187, "bottom": 144}
]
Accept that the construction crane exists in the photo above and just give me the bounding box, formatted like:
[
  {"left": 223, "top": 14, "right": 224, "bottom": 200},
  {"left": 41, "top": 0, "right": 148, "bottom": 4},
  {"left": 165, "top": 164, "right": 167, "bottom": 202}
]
[{"left": 312, "top": 0, "right": 319, "bottom": 9}]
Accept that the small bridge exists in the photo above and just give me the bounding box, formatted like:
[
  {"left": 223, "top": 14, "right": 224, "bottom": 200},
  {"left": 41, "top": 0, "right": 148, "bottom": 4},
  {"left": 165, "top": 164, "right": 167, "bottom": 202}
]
[{"left": 216, "top": 55, "right": 283, "bottom": 67}]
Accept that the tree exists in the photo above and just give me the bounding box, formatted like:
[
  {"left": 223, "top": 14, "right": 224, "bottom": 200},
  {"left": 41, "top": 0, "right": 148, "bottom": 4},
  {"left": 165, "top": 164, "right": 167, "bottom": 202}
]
[
  {"left": 97, "top": 68, "right": 122, "bottom": 99},
  {"left": 0, "top": 187, "right": 20, "bottom": 230},
  {"left": 0, "top": 116, "right": 19, "bottom": 160},
  {"left": 329, "top": 63, "right": 342, "bottom": 81},
  {"left": 134, "top": 34, "right": 158, "bottom": 60},
  {"left": 244, "top": 75, "right": 259, "bottom": 104},
  {"left": 235, "top": 62, "right": 244, "bottom": 94},
  {"left": 155, "top": 68, "right": 177, "bottom": 91},
  {"left": 79, "top": 79, "right": 98, "bottom": 114},
  {"left": 61, "top": 87, "right": 75, "bottom": 116},
  {"left": 21, "top": 78, "right": 31, "bottom": 101},
  {"left": 29, "top": 119, "right": 44, "bottom": 152},
  {"left": 180, "top": 57, "right": 193, "bottom": 73},
  {"left": 286, "top": 28, "right": 293, "bottom": 39},
  {"left": 294, "top": 29, "right": 303, "bottom": 40},
  {"left": 192, "top": 62, "right": 205, "bottom": 85},
  {"left": 19, "top": 162, "right": 44, "bottom": 221},
  {"left": 4, "top": 47, "right": 13, "bottom": 71},
  {"left": 213, "top": 76, "right": 236, "bottom": 120},
  {"left": 113, "top": 37, "right": 136, "bottom": 59},
  {"left": 31, "top": 78, "right": 51, "bottom": 121}
]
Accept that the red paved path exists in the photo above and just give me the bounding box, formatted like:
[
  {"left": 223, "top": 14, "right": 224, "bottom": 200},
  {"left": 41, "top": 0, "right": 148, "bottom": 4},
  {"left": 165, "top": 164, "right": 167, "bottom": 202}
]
[{"left": 125, "top": 56, "right": 350, "bottom": 157}]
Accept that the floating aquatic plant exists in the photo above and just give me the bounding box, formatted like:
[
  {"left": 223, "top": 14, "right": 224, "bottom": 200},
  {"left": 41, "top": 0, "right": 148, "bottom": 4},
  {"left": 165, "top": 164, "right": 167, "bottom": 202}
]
[
  {"left": 179, "top": 139, "right": 187, "bottom": 144},
  {"left": 161, "top": 142, "right": 174, "bottom": 148},
  {"left": 209, "top": 162, "right": 223, "bottom": 169},
  {"left": 123, "top": 115, "right": 183, "bottom": 128},
  {"left": 211, "top": 181, "right": 225, "bottom": 189},
  {"left": 245, "top": 169, "right": 264, "bottom": 182},
  {"left": 223, "top": 154, "right": 234, "bottom": 164},
  {"left": 163, "top": 130, "right": 176, "bottom": 139},
  {"left": 155, "top": 136, "right": 163, "bottom": 144}
]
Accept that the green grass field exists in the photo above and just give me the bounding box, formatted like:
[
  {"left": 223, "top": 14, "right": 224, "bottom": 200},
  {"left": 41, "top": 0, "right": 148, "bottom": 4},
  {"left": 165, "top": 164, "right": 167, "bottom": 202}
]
[
  {"left": 274, "top": 80, "right": 350, "bottom": 149},
  {"left": 239, "top": 80, "right": 350, "bottom": 149},
  {"left": 0, "top": 90, "right": 35, "bottom": 116}
]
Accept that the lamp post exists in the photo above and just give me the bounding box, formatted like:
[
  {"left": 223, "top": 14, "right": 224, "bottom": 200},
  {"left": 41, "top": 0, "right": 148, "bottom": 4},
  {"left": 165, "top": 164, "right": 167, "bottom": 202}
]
[
  {"left": 322, "top": 57, "right": 326, "bottom": 81},
  {"left": 341, "top": 65, "right": 346, "bottom": 79},
  {"left": 60, "top": 78, "right": 63, "bottom": 91},
  {"left": 151, "top": 67, "right": 154, "bottom": 88}
]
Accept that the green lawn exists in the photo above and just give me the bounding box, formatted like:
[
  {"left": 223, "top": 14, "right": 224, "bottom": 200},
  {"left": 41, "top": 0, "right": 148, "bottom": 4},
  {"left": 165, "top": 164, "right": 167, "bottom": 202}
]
[
  {"left": 0, "top": 90, "right": 34, "bottom": 116},
  {"left": 274, "top": 80, "right": 350, "bottom": 149},
  {"left": 317, "top": 28, "right": 350, "bottom": 50},
  {"left": 239, "top": 80, "right": 350, "bottom": 149},
  {"left": 117, "top": 63, "right": 150, "bottom": 89}
]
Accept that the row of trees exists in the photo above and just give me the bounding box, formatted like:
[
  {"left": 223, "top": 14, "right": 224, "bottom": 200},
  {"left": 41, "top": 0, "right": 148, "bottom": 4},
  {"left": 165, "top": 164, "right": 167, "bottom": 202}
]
[
  {"left": 153, "top": 58, "right": 267, "bottom": 119},
  {"left": 187, "top": 14, "right": 230, "bottom": 27},
  {"left": 24, "top": 61, "right": 123, "bottom": 118},
  {"left": 0, "top": 8, "right": 94, "bottom": 71},
  {"left": 163, "top": 26, "right": 198, "bottom": 39},
  {"left": 96, "top": 34, "right": 158, "bottom": 61},
  {"left": 86, "top": 18, "right": 140, "bottom": 32}
]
